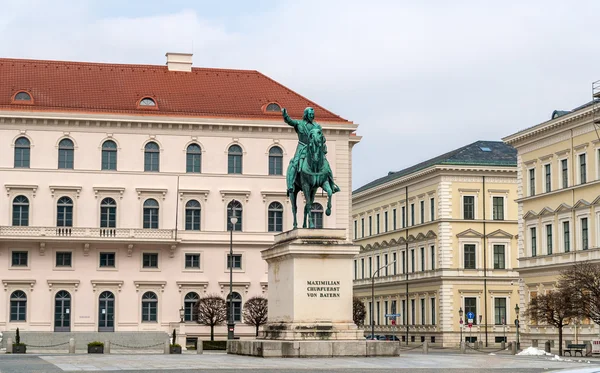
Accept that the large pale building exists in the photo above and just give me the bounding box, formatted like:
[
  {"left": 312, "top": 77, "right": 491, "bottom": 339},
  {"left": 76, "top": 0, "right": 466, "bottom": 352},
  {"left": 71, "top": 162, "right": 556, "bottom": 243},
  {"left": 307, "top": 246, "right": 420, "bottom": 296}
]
[
  {"left": 352, "top": 141, "right": 519, "bottom": 347},
  {"left": 0, "top": 54, "right": 359, "bottom": 347},
  {"left": 503, "top": 95, "right": 600, "bottom": 346}
]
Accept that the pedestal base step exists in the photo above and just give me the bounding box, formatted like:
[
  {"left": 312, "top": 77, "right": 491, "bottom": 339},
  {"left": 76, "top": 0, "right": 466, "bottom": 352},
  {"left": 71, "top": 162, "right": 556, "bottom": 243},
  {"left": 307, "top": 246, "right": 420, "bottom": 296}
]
[{"left": 227, "top": 340, "right": 400, "bottom": 357}]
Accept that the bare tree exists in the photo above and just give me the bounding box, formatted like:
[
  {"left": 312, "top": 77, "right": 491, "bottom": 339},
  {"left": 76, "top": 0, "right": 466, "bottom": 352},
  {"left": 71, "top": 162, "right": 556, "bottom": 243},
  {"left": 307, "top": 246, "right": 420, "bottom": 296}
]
[
  {"left": 353, "top": 296, "right": 366, "bottom": 327},
  {"left": 561, "top": 261, "right": 600, "bottom": 325},
  {"left": 525, "top": 285, "right": 584, "bottom": 355},
  {"left": 242, "top": 296, "right": 268, "bottom": 337},
  {"left": 195, "top": 294, "right": 227, "bottom": 341}
]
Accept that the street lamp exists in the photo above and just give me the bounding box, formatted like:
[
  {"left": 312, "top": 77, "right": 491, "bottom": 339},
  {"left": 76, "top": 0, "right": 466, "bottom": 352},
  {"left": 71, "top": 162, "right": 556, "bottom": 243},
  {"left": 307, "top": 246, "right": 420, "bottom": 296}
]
[
  {"left": 459, "top": 307, "right": 463, "bottom": 345},
  {"left": 179, "top": 307, "right": 185, "bottom": 323},
  {"left": 370, "top": 260, "right": 397, "bottom": 340},
  {"left": 227, "top": 212, "right": 239, "bottom": 340},
  {"left": 514, "top": 304, "right": 520, "bottom": 350}
]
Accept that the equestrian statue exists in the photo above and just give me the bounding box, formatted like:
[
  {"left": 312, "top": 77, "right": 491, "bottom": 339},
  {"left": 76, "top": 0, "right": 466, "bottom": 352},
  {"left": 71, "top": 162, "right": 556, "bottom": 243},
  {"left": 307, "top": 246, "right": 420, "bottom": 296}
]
[{"left": 282, "top": 107, "right": 340, "bottom": 229}]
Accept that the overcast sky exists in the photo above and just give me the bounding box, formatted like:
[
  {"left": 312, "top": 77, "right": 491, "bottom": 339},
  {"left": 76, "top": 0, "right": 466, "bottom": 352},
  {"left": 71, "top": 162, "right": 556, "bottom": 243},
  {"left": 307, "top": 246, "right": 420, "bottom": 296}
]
[{"left": 2, "top": 0, "right": 599, "bottom": 190}]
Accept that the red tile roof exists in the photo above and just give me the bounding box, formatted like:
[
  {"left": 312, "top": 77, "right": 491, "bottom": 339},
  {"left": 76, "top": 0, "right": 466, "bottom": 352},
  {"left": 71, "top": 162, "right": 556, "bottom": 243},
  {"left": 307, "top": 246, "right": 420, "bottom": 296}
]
[{"left": 0, "top": 58, "right": 350, "bottom": 123}]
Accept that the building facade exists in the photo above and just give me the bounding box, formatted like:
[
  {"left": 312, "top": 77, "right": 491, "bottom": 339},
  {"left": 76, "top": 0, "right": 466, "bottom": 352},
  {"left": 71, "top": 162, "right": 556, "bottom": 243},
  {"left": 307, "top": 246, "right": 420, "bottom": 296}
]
[
  {"left": 503, "top": 98, "right": 600, "bottom": 346},
  {"left": 352, "top": 141, "right": 519, "bottom": 347},
  {"left": 0, "top": 54, "right": 359, "bottom": 345}
]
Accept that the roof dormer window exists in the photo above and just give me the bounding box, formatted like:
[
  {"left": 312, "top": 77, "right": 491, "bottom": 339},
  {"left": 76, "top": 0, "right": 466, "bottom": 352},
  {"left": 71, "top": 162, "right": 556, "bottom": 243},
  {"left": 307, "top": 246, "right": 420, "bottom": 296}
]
[
  {"left": 12, "top": 91, "right": 33, "bottom": 104},
  {"left": 265, "top": 102, "right": 281, "bottom": 113},
  {"left": 139, "top": 97, "right": 156, "bottom": 106}
]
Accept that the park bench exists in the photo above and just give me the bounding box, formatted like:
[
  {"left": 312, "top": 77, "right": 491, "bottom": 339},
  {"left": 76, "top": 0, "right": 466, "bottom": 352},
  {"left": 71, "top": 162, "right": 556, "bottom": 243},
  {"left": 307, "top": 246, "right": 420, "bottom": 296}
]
[{"left": 564, "top": 343, "right": 586, "bottom": 356}]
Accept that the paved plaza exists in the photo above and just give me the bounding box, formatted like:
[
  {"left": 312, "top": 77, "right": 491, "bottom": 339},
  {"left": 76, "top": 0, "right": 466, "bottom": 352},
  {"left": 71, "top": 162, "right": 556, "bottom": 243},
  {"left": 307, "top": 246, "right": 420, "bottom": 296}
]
[{"left": 0, "top": 351, "right": 597, "bottom": 372}]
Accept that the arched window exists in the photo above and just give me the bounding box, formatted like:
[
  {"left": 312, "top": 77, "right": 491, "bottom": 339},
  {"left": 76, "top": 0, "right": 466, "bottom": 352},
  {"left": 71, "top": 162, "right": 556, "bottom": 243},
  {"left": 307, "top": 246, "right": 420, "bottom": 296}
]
[
  {"left": 14, "top": 137, "right": 30, "bottom": 168},
  {"left": 102, "top": 140, "right": 117, "bottom": 170},
  {"left": 54, "top": 290, "right": 71, "bottom": 332},
  {"left": 141, "top": 291, "right": 158, "bottom": 322},
  {"left": 227, "top": 200, "right": 242, "bottom": 231},
  {"left": 14, "top": 92, "right": 32, "bottom": 101},
  {"left": 268, "top": 202, "right": 283, "bottom": 232},
  {"left": 184, "top": 292, "right": 199, "bottom": 322},
  {"left": 266, "top": 103, "right": 281, "bottom": 112},
  {"left": 144, "top": 142, "right": 160, "bottom": 172},
  {"left": 98, "top": 291, "right": 115, "bottom": 332},
  {"left": 228, "top": 145, "right": 243, "bottom": 174},
  {"left": 185, "top": 200, "right": 201, "bottom": 231},
  {"left": 58, "top": 139, "right": 74, "bottom": 169},
  {"left": 227, "top": 292, "right": 242, "bottom": 322},
  {"left": 310, "top": 203, "right": 324, "bottom": 229},
  {"left": 143, "top": 199, "right": 159, "bottom": 229},
  {"left": 12, "top": 195, "right": 29, "bottom": 226},
  {"left": 139, "top": 97, "right": 156, "bottom": 106},
  {"left": 57, "top": 196, "right": 74, "bottom": 227},
  {"left": 268, "top": 146, "right": 283, "bottom": 175},
  {"left": 186, "top": 144, "right": 202, "bottom": 173},
  {"left": 100, "top": 198, "right": 117, "bottom": 228},
  {"left": 10, "top": 290, "right": 27, "bottom": 321}
]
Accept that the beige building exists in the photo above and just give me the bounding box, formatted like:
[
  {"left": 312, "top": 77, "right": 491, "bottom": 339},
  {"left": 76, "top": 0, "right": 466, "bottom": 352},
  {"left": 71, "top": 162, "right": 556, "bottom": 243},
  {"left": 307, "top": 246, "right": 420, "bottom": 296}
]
[
  {"left": 503, "top": 95, "right": 600, "bottom": 346},
  {"left": 352, "top": 141, "right": 519, "bottom": 347},
  {"left": 0, "top": 54, "right": 359, "bottom": 347}
]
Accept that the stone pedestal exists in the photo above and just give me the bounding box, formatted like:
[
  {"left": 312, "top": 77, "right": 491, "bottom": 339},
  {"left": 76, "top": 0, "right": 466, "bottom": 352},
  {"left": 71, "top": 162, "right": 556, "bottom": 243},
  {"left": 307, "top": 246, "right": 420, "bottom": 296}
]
[{"left": 228, "top": 229, "right": 398, "bottom": 357}]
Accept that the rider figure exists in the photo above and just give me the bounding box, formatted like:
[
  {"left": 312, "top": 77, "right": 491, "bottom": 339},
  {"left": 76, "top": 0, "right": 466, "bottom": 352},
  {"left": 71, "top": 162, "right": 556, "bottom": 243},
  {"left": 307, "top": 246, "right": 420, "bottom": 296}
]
[{"left": 282, "top": 107, "right": 340, "bottom": 196}]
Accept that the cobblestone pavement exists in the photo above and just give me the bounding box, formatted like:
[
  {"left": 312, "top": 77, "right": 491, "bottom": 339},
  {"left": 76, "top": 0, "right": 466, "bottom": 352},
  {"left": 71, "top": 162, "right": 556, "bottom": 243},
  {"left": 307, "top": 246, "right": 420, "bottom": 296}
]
[{"left": 0, "top": 352, "right": 595, "bottom": 372}]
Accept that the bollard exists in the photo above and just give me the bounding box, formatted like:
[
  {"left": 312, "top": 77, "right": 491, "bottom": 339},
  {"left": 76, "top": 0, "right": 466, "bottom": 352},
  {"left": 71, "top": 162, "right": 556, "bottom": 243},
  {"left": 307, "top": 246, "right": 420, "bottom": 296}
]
[
  {"left": 474, "top": 341, "right": 479, "bottom": 350},
  {"left": 460, "top": 341, "right": 466, "bottom": 354},
  {"left": 69, "top": 338, "right": 75, "bottom": 354},
  {"left": 6, "top": 337, "right": 13, "bottom": 354},
  {"left": 105, "top": 340, "right": 110, "bottom": 354},
  {"left": 478, "top": 341, "right": 483, "bottom": 350},
  {"left": 423, "top": 340, "right": 429, "bottom": 354},
  {"left": 501, "top": 341, "right": 505, "bottom": 350},
  {"left": 511, "top": 341, "right": 517, "bottom": 355},
  {"left": 196, "top": 340, "right": 203, "bottom": 354},
  {"left": 164, "top": 339, "right": 170, "bottom": 354}
]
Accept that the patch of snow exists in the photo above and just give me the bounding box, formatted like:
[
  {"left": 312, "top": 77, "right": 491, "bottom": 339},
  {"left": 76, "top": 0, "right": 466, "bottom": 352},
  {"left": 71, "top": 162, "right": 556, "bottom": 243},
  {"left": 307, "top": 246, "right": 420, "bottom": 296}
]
[
  {"left": 517, "top": 347, "right": 553, "bottom": 356},
  {"left": 488, "top": 353, "right": 496, "bottom": 356}
]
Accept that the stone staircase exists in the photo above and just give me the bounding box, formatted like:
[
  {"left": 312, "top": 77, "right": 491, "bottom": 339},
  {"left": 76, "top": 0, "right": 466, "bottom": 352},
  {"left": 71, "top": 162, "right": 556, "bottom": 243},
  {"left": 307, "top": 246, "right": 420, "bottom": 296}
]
[{"left": 0, "top": 331, "right": 169, "bottom": 351}]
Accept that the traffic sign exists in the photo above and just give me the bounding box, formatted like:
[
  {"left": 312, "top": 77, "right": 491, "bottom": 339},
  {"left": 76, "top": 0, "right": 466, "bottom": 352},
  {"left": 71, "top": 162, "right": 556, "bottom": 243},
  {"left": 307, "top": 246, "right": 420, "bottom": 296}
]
[
  {"left": 468, "top": 323, "right": 472, "bottom": 328},
  {"left": 466, "top": 311, "right": 475, "bottom": 319},
  {"left": 391, "top": 320, "right": 396, "bottom": 325},
  {"left": 385, "top": 313, "right": 401, "bottom": 318}
]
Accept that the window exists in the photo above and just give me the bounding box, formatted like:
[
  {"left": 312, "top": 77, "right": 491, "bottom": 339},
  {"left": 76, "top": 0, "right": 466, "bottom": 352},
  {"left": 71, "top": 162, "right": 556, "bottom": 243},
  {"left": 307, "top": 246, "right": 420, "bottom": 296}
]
[
  {"left": 402, "top": 300, "right": 406, "bottom": 325},
  {"left": 420, "top": 299, "right": 426, "bottom": 325},
  {"left": 58, "top": 139, "right": 74, "bottom": 169},
  {"left": 100, "top": 198, "right": 116, "bottom": 228},
  {"left": 393, "top": 208, "right": 397, "bottom": 230},
  {"left": 411, "top": 299, "right": 415, "bottom": 325},
  {"left": 369, "top": 257, "right": 372, "bottom": 277},
  {"left": 184, "top": 292, "right": 199, "bottom": 322},
  {"left": 141, "top": 292, "right": 158, "bottom": 322},
  {"left": 529, "top": 168, "right": 536, "bottom": 196},
  {"left": 14, "top": 137, "right": 30, "bottom": 168},
  {"left": 143, "top": 199, "right": 159, "bottom": 229},
  {"left": 376, "top": 256, "right": 380, "bottom": 276},
  {"left": 143, "top": 253, "right": 158, "bottom": 268},
  {"left": 227, "top": 292, "right": 242, "bottom": 322},
  {"left": 410, "top": 204, "right": 415, "bottom": 225},
  {"left": 494, "top": 298, "right": 506, "bottom": 325},
  {"left": 384, "top": 301, "right": 388, "bottom": 325},
  {"left": 376, "top": 213, "right": 380, "bottom": 234},
  {"left": 99, "top": 252, "right": 115, "bottom": 268},
  {"left": 393, "top": 252, "right": 397, "bottom": 275},
  {"left": 139, "top": 97, "right": 156, "bottom": 106},
  {"left": 492, "top": 197, "right": 504, "bottom": 220},
  {"left": 563, "top": 221, "right": 570, "bottom": 252},
  {"left": 227, "top": 254, "right": 242, "bottom": 269},
  {"left": 266, "top": 102, "right": 280, "bottom": 112},
  {"left": 579, "top": 153, "right": 587, "bottom": 184},
  {"left": 11, "top": 251, "right": 28, "bottom": 267},
  {"left": 384, "top": 211, "right": 388, "bottom": 232},
  {"left": 268, "top": 202, "right": 284, "bottom": 232},
  {"left": 56, "top": 252, "right": 72, "bottom": 267},
  {"left": 376, "top": 302, "right": 380, "bottom": 325},
  {"left": 531, "top": 227, "right": 537, "bottom": 257},
  {"left": 546, "top": 225, "right": 553, "bottom": 255},
  {"left": 227, "top": 200, "right": 243, "bottom": 231},
  {"left": 10, "top": 290, "right": 27, "bottom": 321},
  {"left": 228, "top": 145, "right": 243, "bottom": 174},
  {"left": 493, "top": 245, "right": 505, "bottom": 269},
  {"left": 561, "top": 159, "right": 569, "bottom": 188},
  {"left": 402, "top": 251, "right": 406, "bottom": 274},
  {"left": 12, "top": 195, "right": 29, "bottom": 226},
  {"left": 354, "top": 220, "right": 357, "bottom": 240},
  {"left": 354, "top": 260, "right": 357, "bottom": 279},
  {"left": 361, "top": 258, "right": 365, "bottom": 278},
  {"left": 544, "top": 164, "right": 551, "bottom": 192},
  {"left": 185, "top": 200, "right": 201, "bottom": 231},
  {"left": 268, "top": 146, "right": 283, "bottom": 175},
  {"left": 185, "top": 253, "right": 200, "bottom": 269},
  {"left": 582, "top": 218, "right": 589, "bottom": 250},
  {"left": 101, "top": 140, "right": 117, "bottom": 170},
  {"left": 430, "top": 198, "right": 435, "bottom": 221},
  {"left": 463, "top": 196, "right": 475, "bottom": 220},
  {"left": 384, "top": 254, "right": 388, "bottom": 276},
  {"left": 361, "top": 218, "right": 364, "bottom": 237},
  {"left": 310, "top": 203, "right": 324, "bottom": 229},
  {"left": 431, "top": 298, "right": 436, "bottom": 325},
  {"left": 56, "top": 196, "right": 73, "bottom": 227},
  {"left": 464, "top": 297, "right": 477, "bottom": 325},
  {"left": 368, "top": 216, "right": 372, "bottom": 235},
  {"left": 430, "top": 245, "right": 435, "bottom": 270},
  {"left": 411, "top": 249, "right": 415, "bottom": 273},
  {"left": 401, "top": 206, "right": 406, "bottom": 228},
  {"left": 186, "top": 144, "right": 202, "bottom": 173},
  {"left": 420, "top": 201, "right": 424, "bottom": 224},
  {"left": 464, "top": 244, "right": 476, "bottom": 269},
  {"left": 14, "top": 92, "right": 31, "bottom": 101},
  {"left": 144, "top": 142, "right": 160, "bottom": 172},
  {"left": 420, "top": 247, "right": 425, "bottom": 272}
]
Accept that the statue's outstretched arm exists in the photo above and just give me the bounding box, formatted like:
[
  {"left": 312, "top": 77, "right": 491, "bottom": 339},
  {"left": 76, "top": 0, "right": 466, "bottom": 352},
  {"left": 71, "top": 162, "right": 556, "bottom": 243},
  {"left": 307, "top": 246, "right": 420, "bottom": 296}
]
[{"left": 281, "top": 108, "right": 300, "bottom": 128}]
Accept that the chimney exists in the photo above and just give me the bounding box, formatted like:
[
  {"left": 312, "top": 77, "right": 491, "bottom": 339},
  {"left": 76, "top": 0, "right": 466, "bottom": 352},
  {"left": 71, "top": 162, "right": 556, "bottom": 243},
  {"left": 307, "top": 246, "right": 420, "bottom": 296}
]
[{"left": 165, "top": 52, "right": 193, "bottom": 72}]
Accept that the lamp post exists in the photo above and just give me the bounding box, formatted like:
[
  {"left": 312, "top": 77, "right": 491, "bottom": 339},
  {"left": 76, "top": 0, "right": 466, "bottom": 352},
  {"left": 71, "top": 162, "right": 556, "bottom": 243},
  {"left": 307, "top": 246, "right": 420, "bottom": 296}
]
[
  {"left": 227, "top": 212, "right": 239, "bottom": 340},
  {"left": 371, "top": 260, "right": 397, "bottom": 340},
  {"left": 179, "top": 307, "right": 185, "bottom": 323},
  {"left": 515, "top": 304, "right": 520, "bottom": 350},
  {"left": 459, "top": 307, "right": 464, "bottom": 345}
]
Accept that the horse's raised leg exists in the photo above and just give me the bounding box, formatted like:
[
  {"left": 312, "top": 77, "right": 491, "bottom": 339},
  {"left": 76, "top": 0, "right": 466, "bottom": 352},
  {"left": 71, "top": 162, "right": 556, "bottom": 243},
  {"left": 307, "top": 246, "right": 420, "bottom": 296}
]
[
  {"left": 322, "top": 181, "right": 333, "bottom": 216},
  {"left": 302, "top": 185, "right": 312, "bottom": 229}
]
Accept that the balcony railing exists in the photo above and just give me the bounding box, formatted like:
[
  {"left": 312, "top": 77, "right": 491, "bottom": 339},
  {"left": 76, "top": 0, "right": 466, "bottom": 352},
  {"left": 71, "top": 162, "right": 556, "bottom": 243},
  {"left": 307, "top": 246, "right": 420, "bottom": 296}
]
[{"left": 0, "top": 226, "right": 176, "bottom": 240}]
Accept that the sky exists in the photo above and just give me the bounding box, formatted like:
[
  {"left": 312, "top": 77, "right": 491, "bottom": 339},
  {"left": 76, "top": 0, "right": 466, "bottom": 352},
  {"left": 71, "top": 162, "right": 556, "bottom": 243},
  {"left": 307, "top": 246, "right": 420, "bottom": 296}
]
[{"left": 1, "top": 0, "right": 599, "bottom": 190}]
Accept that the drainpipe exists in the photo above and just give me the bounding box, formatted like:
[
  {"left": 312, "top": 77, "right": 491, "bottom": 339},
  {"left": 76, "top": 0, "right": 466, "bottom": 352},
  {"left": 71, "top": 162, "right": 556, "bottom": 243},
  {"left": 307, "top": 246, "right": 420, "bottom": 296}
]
[
  {"left": 174, "top": 175, "right": 180, "bottom": 241},
  {"left": 405, "top": 186, "right": 409, "bottom": 345},
  {"left": 483, "top": 176, "right": 488, "bottom": 347}
]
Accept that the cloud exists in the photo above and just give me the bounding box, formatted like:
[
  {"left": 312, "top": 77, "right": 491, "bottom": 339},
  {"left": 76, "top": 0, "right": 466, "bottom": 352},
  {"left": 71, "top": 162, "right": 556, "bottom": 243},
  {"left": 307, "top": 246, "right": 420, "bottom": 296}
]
[{"left": 1, "top": 0, "right": 599, "bottom": 189}]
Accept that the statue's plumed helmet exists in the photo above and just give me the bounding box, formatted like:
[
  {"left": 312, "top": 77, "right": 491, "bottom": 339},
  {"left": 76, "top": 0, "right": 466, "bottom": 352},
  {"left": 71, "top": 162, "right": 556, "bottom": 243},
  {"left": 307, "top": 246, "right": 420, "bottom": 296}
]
[{"left": 303, "top": 107, "right": 314, "bottom": 121}]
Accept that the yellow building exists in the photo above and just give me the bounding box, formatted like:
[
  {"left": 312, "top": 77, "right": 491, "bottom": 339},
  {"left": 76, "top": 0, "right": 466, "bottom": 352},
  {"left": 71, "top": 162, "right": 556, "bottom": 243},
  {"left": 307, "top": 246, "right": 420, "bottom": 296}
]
[
  {"left": 352, "top": 141, "right": 519, "bottom": 347},
  {"left": 503, "top": 97, "right": 600, "bottom": 346}
]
